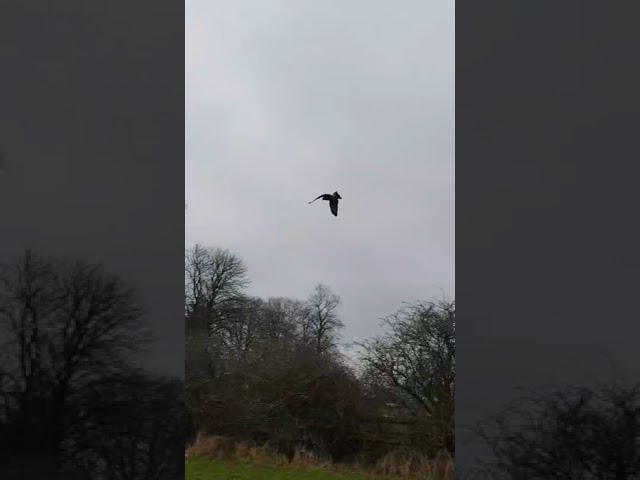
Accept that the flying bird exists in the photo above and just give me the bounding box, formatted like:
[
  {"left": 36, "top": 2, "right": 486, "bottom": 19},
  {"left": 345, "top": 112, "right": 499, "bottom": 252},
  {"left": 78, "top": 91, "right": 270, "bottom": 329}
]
[{"left": 308, "top": 191, "right": 342, "bottom": 217}]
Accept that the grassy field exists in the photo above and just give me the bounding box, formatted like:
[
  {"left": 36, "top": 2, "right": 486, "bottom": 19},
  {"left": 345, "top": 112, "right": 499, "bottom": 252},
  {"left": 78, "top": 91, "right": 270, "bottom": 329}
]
[{"left": 186, "top": 456, "right": 391, "bottom": 480}]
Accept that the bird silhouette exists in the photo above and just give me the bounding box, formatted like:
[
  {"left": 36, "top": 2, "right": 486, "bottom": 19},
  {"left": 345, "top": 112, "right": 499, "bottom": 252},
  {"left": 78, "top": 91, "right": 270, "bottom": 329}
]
[{"left": 308, "top": 191, "right": 342, "bottom": 217}]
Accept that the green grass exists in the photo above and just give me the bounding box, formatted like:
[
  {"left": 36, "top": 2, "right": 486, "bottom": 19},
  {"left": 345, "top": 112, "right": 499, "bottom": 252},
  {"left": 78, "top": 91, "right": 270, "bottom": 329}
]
[{"left": 186, "top": 456, "right": 389, "bottom": 480}]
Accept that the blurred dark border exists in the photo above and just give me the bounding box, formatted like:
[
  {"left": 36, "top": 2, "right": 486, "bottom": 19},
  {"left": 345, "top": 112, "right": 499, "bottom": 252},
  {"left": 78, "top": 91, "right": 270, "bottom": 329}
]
[
  {"left": 0, "top": 1, "right": 184, "bottom": 478},
  {"left": 457, "top": 2, "right": 640, "bottom": 475}
]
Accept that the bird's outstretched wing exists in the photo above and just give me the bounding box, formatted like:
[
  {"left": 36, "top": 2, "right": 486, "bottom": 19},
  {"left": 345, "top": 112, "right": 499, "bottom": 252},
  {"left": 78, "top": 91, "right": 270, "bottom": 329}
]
[
  {"left": 308, "top": 194, "right": 326, "bottom": 204},
  {"left": 329, "top": 199, "right": 338, "bottom": 217}
]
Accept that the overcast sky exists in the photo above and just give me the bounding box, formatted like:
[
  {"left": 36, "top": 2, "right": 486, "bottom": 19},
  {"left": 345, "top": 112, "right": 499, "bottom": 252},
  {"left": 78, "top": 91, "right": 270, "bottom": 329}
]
[{"left": 185, "top": 0, "right": 454, "bottom": 345}]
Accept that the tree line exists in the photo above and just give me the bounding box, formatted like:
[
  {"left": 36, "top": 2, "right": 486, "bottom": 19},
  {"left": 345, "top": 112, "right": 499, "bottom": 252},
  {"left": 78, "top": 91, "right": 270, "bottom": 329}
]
[
  {"left": 8, "top": 246, "right": 631, "bottom": 478},
  {"left": 185, "top": 244, "right": 455, "bottom": 464}
]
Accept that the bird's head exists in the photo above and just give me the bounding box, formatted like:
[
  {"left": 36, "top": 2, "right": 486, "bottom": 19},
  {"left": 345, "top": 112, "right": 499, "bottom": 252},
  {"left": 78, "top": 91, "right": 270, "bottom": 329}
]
[{"left": 333, "top": 191, "right": 342, "bottom": 199}]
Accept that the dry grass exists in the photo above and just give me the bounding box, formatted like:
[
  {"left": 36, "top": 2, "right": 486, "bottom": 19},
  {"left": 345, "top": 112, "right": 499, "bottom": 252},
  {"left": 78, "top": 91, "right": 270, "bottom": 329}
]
[
  {"left": 185, "top": 432, "right": 287, "bottom": 465},
  {"left": 374, "top": 449, "right": 453, "bottom": 480},
  {"left": 186, "top": 433, "right": 454, "bottom": 480}
]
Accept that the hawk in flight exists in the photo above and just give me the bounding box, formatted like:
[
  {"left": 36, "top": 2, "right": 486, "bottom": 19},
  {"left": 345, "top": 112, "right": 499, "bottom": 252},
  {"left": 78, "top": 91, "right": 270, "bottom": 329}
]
[{"left": 308, "top": 191, "right": 342, "bottom": 217}]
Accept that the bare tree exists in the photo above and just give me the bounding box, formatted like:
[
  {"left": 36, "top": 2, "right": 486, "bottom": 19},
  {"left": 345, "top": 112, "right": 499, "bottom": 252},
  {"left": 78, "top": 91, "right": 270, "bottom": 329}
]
[
  {"left": 0, "top": 250, "right": 148, "bottom": 402},
  {"left": 472, "top": 380, "right": 640, "bottom": 480},
  {"left": 184, "top": 244, "right": 249, "bottom": 324},
  {"left": 184, "top": 245, "right": 249, "bottom": 386},
  {"left": 359, "top": 299, "right": 455, "bottom": 413},
  {"left": 358, "top": 299, "right": 455, "bottom": 454},
  {"left": 0, "top": 249, "right": 182, "bottom": 479},
  {"left": 210, "top": 296, "right": 264, "bottom": 360},
  {"left": 303, "top": 284, "right": 344, "bottom": 357},
  {"left": 261, "top": 297, "right": 306, "bottom": 344}
]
